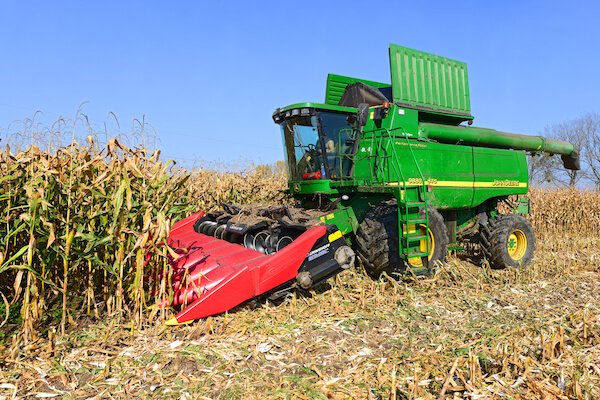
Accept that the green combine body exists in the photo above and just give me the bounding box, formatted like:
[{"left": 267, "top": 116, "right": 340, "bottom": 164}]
[
  {"left": 166, "top": 44, "right": 580, "bottom": 324},
  {"left": 271, "top": 44, "right": 578, "bottom": 274}
]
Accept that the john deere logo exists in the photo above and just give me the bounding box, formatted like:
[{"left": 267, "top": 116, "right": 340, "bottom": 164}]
[
  {"left": 293, "top": 183, "right": 300, "bottom": 192},
  {"left": 493, "top": 179, "right": 520, "bottom": 187}
]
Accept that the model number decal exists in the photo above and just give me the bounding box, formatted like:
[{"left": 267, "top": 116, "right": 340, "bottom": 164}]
[
  {"left": 308, "top": 243, "right": 330, "bottom": 261},
  {"left": 407, "top": 178, "right": 438, "bottom": 185}
]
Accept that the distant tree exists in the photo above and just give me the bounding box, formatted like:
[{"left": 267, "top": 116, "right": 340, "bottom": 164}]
[
  {"left": 251, "top": 161, "right": 288, "bottom": 178},
  {"left": 580, "top": 113, "right": 600, "bottom": 189},
  {"left": 528, "top": 152, "right": 557, "bottom": 186},
  {"left": 530, "top": 113, "right": 599, "bottom": 188},
  {"left": 274, "top": 160, "right": 287, "bottom": 177},
  {"left": 253, "top": 163, "right": 276, "bottom": 177}
]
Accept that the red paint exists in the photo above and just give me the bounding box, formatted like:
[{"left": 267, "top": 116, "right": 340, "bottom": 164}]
[
  {"left": 302, "top": 171, "right": 322, "bottom": 180},
  {"left": 165, "top": 213, "right": 325, "bottom": 323}
]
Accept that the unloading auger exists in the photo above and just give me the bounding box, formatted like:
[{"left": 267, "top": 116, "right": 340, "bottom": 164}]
[{"left": 164, "top": 44, "right": 579, "bottom": 325}]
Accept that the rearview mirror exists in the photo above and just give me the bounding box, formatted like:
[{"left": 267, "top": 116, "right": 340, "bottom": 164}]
[{"left": 356, "top": 103, "right": 369, "bottom": 128}]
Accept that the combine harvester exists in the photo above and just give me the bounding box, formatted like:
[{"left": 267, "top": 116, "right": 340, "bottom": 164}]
[{"left": 165, "top": 44, "right": 579, "bottom": 325}]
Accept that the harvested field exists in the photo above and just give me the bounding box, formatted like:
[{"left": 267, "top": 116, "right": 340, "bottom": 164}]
[{"left": 0, "top": 143, "right": 598, "bottom": 399}]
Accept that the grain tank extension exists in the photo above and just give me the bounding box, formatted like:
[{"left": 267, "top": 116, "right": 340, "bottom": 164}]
[{"left": 164, "top": 44, "right": 579, "bottom": 325}]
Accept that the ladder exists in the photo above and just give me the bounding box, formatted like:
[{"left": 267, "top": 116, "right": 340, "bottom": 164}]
[{"left": 371, "top": 128, "right": 431, "bottom": 268}]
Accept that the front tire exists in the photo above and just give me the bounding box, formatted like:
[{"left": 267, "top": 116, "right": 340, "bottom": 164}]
[
  {"left": 355, "top": 201, "right": 448, "bottom": 277},
  {"left": 355, "top": 201, "right": 401, "bottom": 278}
]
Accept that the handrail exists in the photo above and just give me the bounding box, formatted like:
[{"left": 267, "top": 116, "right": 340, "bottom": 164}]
[{"left": 332, "top": 123, "right": 431, "bottom": 260}]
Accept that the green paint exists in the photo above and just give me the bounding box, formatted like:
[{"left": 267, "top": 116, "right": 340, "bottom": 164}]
[
  {"left": 389, "top": 44, "right": 472, "bottom": 118},
  {"left": 271, "top": 44, "right": 577, "bottom": 263},
  {"left": 420, "top": 123, "right": 575, "bottom": 156}
]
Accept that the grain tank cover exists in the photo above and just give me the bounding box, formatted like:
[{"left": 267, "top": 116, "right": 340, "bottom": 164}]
[
  {"left": 338, "top": 82, "right": 391, "bottom": 107},
  {"left": 325, "top": 74, "right": 390, "bottom": 106},
  {"left": 389, "top": 44, "right": 472, "bottom": 118}
]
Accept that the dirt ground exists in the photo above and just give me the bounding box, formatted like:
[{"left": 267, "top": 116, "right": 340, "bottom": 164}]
[{"left": 0, "top": 232, "right": 598, "bottom": 399}]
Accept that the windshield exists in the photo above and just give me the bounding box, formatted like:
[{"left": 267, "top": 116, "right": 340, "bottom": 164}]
[
  {"left": 280, "top": 115, "right": 321, "bottom": 180},
  {"left": 279, "top": 111, "right": 355, "bottom": 180}
]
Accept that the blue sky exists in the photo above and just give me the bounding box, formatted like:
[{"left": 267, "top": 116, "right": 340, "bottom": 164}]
[{"left": 1, "top": 1, "right": 599, "bottom": 169}]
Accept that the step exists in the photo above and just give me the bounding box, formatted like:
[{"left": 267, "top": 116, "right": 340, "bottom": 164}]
[
  {"left": 402, "top": 234, "right": 428, "bottom": 242},
  {"left": 405, "top": 251, "right": 429, "bottom": 258},
  {"left": 405, "top": 201, "right": 426, "bottom": 205},
  {"left": 400, "top": 218, "right": 428, "bottom": 225},
  {"left": 405, "top": 202, "right": 426, "bottom": 209},
  {"left": 401, "top": 236, "right": 428, "bottom": 247}
]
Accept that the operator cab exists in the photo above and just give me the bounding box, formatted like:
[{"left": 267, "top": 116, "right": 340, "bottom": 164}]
[
  {"left": 273, "top": 105, "right": 357, "bottom": 181},
  {"left": 273, "top": 80, "right": 395, "bottom": 182}
]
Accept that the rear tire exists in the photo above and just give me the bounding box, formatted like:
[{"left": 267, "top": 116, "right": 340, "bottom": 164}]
[
  {"left": 483, "top": 215, "right": 535, "bottom": 269},
  {"left": 355, "top": 201, "right": 448, "bottom": 277}
]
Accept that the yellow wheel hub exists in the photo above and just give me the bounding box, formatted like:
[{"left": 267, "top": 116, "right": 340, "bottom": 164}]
[
  {"left": 408, "top": 225, "right": 435, "bottom": 267},
  {"left": 507, "top": 229, "right": 527, "bottom": 260}
]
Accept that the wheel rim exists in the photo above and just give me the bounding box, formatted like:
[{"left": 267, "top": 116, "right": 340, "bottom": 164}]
[
  {"left": 507, "top": 229, "right": 527, "bottom": 261},
  {"left": 408, "top": 225, "right": 435, "bottom": 267}
]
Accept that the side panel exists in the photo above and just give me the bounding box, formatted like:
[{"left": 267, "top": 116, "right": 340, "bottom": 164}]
[
  {"left": 352, "top": 139, "right": 530, "bottom": 210},
  {"left": 351, "top": 134, "right": 475, "bottom": 209},
  {"left": 472, "top": 148, "right": 529, "bottom": 206},
  {"left": 402, "top": 142, "right": 474, "bottom": 209}
]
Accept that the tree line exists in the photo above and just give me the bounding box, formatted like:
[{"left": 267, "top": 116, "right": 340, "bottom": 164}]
[{"left": 529, "top": 112, "right": 600, "bottom": 189}]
